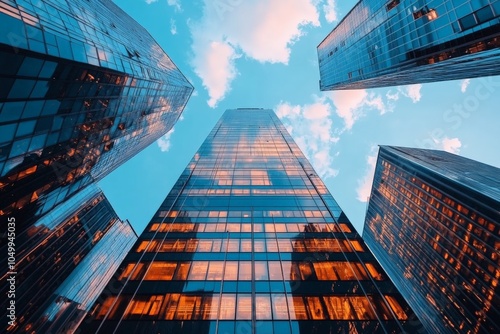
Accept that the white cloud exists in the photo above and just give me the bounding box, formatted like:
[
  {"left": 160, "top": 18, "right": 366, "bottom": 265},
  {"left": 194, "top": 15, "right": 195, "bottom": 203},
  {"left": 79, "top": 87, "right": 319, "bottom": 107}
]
[
  {"left": 327, "top": 90, "right": 390, "bottom": 129},
  {"left": 170, "top": 18, "right": 177, "bottom": 35},
  {"left": 356, "top": 147, "right": 378, "bottom": 202},
  {"left": 145, "top": 0, "right": 158, "bottom": 4},
  {"left": 323, "top": 0, "right": 338, "bottom": 23},
  {"left": 276, "top": 99, "right": 339, "bottom": 179},
  {"left": 157, "top": 129, "right": 175, "bottom": 152},
  {"left": 460, "top": 79, "right": 471, "bottom": 93},
  {"left": 385, "top": 84, "right": 422, "bottom": 104},
  {"left": 190, "top": 0, "right": 320, "bottom": 107},
  {"left": 167, "top": 0, "right": 182, "bottom": 11},
  {"left": 401, "top": 84, "right": 422, "bottom": 103},
  {"left": 434, "top": 137, "right": 462, "bottom": 154},
  {"left": 191, "top": 40, "right": 239, "bottom": 108}
]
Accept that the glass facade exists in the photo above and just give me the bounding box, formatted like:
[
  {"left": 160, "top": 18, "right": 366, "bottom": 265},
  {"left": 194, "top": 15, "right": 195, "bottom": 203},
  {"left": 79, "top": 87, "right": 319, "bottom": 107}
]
[
  {"left": 363, "top": 146, "right": 499, "bottom": 334},
  {"left": 318, "top": 0, "right": 500, "bottom": 90},
  {"left": 79, "top": 109, "right": 422, "bottom": 334},
  {"left": 0, "top": 0, "right": 193, "bottom": 235},
  {"left": 1, "top": 183, "right": 137, "bottom": 333}
]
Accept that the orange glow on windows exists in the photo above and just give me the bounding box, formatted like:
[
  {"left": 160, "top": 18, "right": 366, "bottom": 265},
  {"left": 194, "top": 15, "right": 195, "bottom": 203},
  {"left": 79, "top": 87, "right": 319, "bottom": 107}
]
[
  {"left": 256, "top": 295, "right": 272, "bottom": 320},
  {"left": 385, "top": 295, "right": 408, "bottom": 320},
  {"left": 219, "top": 294, "right": 236, "bottom": 319},
  {"left": 271, "top": 294, "right": 289, "bottom": 319},
  {"left": 145, "top": 262, "right": 176, "bottom": 280},
  {"left": 224, "top": 261, "right": 238, "bottom": 280},
  {"left": 236, "top": 294, "right": 252, "bottom": 320}
]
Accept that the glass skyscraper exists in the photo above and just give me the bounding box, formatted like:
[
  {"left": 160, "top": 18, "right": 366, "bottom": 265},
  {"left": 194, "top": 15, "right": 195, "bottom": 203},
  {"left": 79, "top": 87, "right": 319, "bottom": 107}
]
[
  {"left": 0, "top": 0, "right": 193, "bottom": 234},
  {"left": 317, "top": 0, "right": 500, "bottom": 90},
  {"left": 2, "top": 183, "right": 137, "bottom": 333},
  {"left": 363, "top": 146, "right": 499, "bottom": 334},
  {"left": 79, "top": 109, "right": 422, "bottom": 334}
]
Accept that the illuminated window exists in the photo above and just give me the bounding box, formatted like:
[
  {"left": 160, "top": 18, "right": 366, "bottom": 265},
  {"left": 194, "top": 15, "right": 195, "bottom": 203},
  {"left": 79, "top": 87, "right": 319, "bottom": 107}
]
[
  {"left": 323, "top": 296, "right": 355, "bottom": 320},
  {"left": 385, "top": 295, "right": 408, "bottom": 320},
  {"left": 254, "top": 239, "right": 265, "bottom": 252},
  {"left": 351, "top": 297, "right": 376, "bottom": 320},
  {"left": 288, "top": 295, "right": 308, "bottom": 320},
  {"left": 206, "top": 261, "right": 223, "bottom": 280},
  {"left": 201, "top": 296, "right": 219, "bottom": 320},
  {"left": 268, "top": 261, "right": 283, "bottom": 280},
  {"left": 305, "top": 296, "right": 326, "bottom": 319},
  {"left": 188, "top": 261, "right": 208, "bottom": 280},
  {"left": 256, "top": 294, "right": 272, "bottom": 320},
  {"left": 145, "top": 262, "right": 176, "bottom": 280},
  {"left": 175, "top": 295, "right": 200, "bottom": 320},
  {"left": 224, "top": 261, "right": 239, "bottom": 280},
  {"left": 236, "top": 294, "right": 252, "bottom": 320},
  {"left": 386, "top": 0, "right": 399, "bottom": 11},
  {"left": 271, "top": 294, "right": 289, "bottom": 319},
  {"left": 173, "top": 262, "right": 191, "bottom": 280},
  {"left": 254, "top": 261, "right": 269, "bottom": 280},
  {"left": 126, "top": 295, "right": 163, "bottom": 318},
  {"left": 219, "top": 294, "right": 236, "bottom": 319},
  {"left": 239, "top": 261, "right": 252, "bottom": 280}
]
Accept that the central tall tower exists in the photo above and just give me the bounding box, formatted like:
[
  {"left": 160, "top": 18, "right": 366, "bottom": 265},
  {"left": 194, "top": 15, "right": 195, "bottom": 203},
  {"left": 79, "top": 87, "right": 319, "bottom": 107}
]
[{"left": 80, "top": 109, "right": 422, "bottom": 333}]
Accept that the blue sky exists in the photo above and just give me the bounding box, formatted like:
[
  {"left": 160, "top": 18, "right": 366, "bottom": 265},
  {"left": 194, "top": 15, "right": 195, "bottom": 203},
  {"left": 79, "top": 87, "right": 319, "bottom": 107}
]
[{"left": 99, "top": 0, "right": 500, "bottom": 235}]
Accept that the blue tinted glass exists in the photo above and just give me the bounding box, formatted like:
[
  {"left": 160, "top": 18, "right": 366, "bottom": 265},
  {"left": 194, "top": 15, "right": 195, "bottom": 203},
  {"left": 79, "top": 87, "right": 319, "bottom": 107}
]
[
  {"left": 29, "top": 134, "right": 47, "bottom": 151},
  {"left": 476, "top": 6, "right": 494, "bottom": 23},
  {"left": 0, "top": 102, "right": 25, "bottom": 122},
  {"left": 0, "top": 124, "right": 16, "bottom": 144},
  {"left": 30, "top": 81, "right": 50, "bottom": 98},
  {"left": 18, "top": 57, "right": 44, "bottom": 77},
  {"left": 8, "top": 79, "right": 36, "bottom": 99},
  {"left": 10, "top": 138, "right": 30, "bottom": 157},
  {"left": 23, "top": 100, "right": 45, "bottom": 118},
  {"left": 16, "top": 120, "right": 36, "bottom": 137},
  {"left": 39, "top": 61, "right": 58, "bottom": 79}
]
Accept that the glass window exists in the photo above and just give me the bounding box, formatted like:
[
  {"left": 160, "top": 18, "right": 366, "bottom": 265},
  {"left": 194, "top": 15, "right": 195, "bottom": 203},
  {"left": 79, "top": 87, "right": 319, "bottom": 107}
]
[
  {"left": 219, "top": 294, "right": 236, "bottom": 320},
  {"left": 207, "top": 261, "right": 223, "bottom": 280},
  {"left": 385, "top": 295, "right": 408, "bottom": 320},
  {"left": 175, "top": 295, "right": 199, "bottom": 320},
  {"left": 224, "top": 261, "right": 238, "bottom": 280},
  {"left": 323, "top": 296, "right": 355, "bottom": 320},
  {"left": 271, "top": 294, "right": 289, "bottom": 319},
  {"left": 188, "top": 261, "right": 208, "bottom": 280},
  {"left": 255, "top": 294, "right": 272, "bottom": 320},
  {"left": 254, "top": 261, "right": 269, "bottom": 280},
  {"left": 8, "top": 79, "right": 36, "bottom": 99},
  {"left": 173, "top": 262, "right": 191, "bottom": 280},
  {"left": 0, "top": 124, "right": 16, "bottom": 144},
  {"left": 236, "top": 294, "right": 252, "bottom": 320},
  {"left": 145, "top": 262, "right": 176, "bottom": 280},
  {"left": 268, "top": 261, "right": 283, "bottom": 280},
  {"left": 17, "top": 57, "right": 44, "bottom": 76},
  {"left": 288, "top": 295, "right": 308, "bottom": 320},
  {"left": 305, "top": 296, "right": 326, "bottom": 319},
  {"left": 201, "top": 296, "right": 219, "bottom": 320},
  {"left": 238, "top": 261, "right": 252, "bottom": 280},
  {"left": 163, "top": 294, "right": 180, "bottom": 320}
]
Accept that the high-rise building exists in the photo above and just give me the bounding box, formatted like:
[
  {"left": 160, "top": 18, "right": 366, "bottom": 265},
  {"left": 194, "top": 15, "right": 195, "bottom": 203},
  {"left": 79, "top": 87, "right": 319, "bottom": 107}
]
[
  {"left": 363, "top": 146, "right": 499, "bottom": 334},
  {"left": 0, "top": 0, "right": 193, "bottom": 233},
  {"left": 2, "top": 183, "right": 137, "bottom": 333},
  {"left": 79, "top": 109, "right": 422, "bottom": 334},
  {"left": 317, "top": 0, "right": 500, "bottom": 90}
]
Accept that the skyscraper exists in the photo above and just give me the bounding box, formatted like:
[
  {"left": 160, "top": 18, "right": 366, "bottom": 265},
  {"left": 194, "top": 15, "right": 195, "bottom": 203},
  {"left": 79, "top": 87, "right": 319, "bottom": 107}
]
[
  {"left": 79, "top": 109, "right": 422, "bottom": 334},
  {"left": 317, "top": 0, "right": 500, "bottom": 90},
  {"left": 2, "top": 183, "right": 137, "bottom": 333},
  {"left": 363, "top": 146, "right": 499, "bottom": 334},
  {"left": 0, "top": 0, "right": 193, "bottom": 233}
]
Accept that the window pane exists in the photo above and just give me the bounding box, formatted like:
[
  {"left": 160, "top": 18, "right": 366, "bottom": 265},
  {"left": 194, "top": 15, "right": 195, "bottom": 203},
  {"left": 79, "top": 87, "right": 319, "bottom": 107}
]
[
  {"left": 188, "top": 261, "right": 208, "bottom": 280},
  {"left": 224, "top": 261, "right": 238, "bottom": 280},
  {"left": 201, "top": 295, "right": 219, "bottom": 320},
  {"left": 207, "top": 261, "right": 223, "bottom": 280},
  {"left": 236, "top": 294, "right": 252, "bottom": 320},
  {"left": 256, "top": 295, "right": 272, "bottom": 320},
  {"left": 254, "top": 261, "right": 269, "bottom": 280},
  {"left": 145, "top": 262, "right": 176, "bottom": 280},
  {"left": 287, "top": 295, "right": 307, "bottom": 320},
  {"left": 220, "top": 294, "right": 236, "bottom": 320},
  {"left": 268, "top": 261, "right": 283, "bottom": 280},
  {"left": 305, "top": 296, "right": 326, "bottom": 319},
  {"left": 271, "top": 294, "right": 289, "bottom": 319},
  {"left": 239, "top": 261, "right": 252, "bottom": 280},
  {"left": 174, "top": 262, "right": 191, "bottom": 280}
]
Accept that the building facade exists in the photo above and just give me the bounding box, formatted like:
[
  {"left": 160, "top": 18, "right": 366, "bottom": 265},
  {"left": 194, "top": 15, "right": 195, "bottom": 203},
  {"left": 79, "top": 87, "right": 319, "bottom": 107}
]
[
  {"left": 363, "top": 146, "right": 499, "bottom": 334},
  {"left": 2, "top": 183, "right": 137, "bottom": 333},
  {"left": 318, "top": 0, "right": 500, "bottom": 90},
  {"left": 0, "top": 0, "right": 193, "bottom": 234},
  {"left": 79, "top": 109, "right": 422, "bottom": 334}
]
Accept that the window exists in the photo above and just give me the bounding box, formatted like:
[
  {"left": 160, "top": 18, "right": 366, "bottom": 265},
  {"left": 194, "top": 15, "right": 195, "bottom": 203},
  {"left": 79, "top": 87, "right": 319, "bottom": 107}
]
[
  {"left": 236, "top": 294, "right": 252, "bottom": 320},
  {"left": 256, "top": 295, "right": 272, "bottom": 320},
  {"left": 219, "top": 294, "right": 236, "bottom": 319},
  {"left": 386, "top": 0, "right": 399, "bottom": 11},
  {"left": 271, "top": 294, "right": 289, "bottom": 319},
  {"left": 145, "top": 262, "right": 176, "bottom": 280}
]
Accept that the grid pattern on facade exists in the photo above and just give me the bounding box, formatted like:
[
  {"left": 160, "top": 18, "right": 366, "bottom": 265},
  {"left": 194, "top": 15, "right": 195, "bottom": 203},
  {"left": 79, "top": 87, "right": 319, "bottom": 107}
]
[
  {"left": 363, "top": 146, "right": 499, "bottom": 334},
  {"left": 79, "top": 109, "right": 422, "bottom": 334},
  {"left": 318, "top": 0, "right": 500, "bottom": 90},
  {"left": 2, "top": 184, "right": 137, "bottom": 333},
  {"left": 0, "top": 0, "right": 193, "bottom": 234}
]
